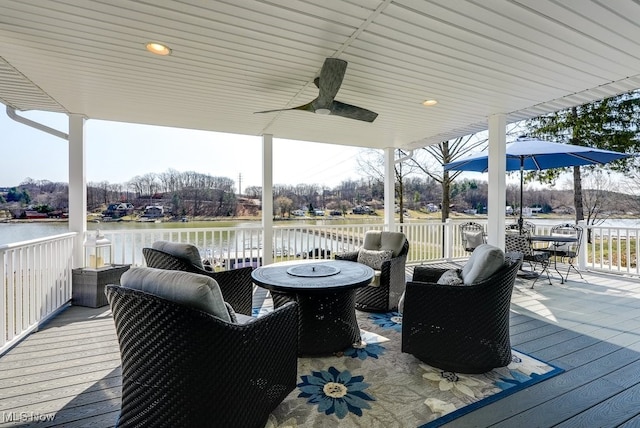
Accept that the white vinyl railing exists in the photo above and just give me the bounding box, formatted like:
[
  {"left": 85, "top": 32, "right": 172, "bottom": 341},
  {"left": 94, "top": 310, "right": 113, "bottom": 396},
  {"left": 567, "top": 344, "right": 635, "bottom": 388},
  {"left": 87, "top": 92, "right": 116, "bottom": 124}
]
[
  {"left": 585, "top": 225, "right": 640, "bottom": 275},
  {"left": 1, "top": 233, "right": 75, "bottom": 355},
  {"left": 101, "top": 222, "right": 454, "bottom": 267},
  {"left": 3, "top": 220, "right": 640, "bottom": 354}
]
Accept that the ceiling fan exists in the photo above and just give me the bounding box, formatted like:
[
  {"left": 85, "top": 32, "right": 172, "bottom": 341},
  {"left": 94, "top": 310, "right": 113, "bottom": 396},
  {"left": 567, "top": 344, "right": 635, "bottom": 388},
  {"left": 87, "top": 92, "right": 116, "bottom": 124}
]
[{"left": 255, "top": 58, "right": 378, "bottom": 122}]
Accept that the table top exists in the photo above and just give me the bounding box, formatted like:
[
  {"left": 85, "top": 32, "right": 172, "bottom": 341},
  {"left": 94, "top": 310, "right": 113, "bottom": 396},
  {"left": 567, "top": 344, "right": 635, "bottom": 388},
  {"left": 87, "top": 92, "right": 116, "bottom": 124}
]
[
  {"left": 251, "top": 259, "right": 374, "bottom": 294},
  {"left": 530, "top": 235, "right": 578, "bottom": 243}
]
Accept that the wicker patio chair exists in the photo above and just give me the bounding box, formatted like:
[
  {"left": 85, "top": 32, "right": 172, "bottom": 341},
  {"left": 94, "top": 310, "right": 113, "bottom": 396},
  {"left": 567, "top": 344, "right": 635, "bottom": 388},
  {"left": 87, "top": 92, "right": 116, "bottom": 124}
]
[
  {"left": 143, "top": 243, "right": 254, "bottom": 315},
  {"left": 402, "top": 251, "right": 522, "bottom": 374},
  {"left": 335, "top": 230, "right": 409, "bottom": 312},
  {"left": 106, "top": 267, "right": 298, "bottom": 428}
]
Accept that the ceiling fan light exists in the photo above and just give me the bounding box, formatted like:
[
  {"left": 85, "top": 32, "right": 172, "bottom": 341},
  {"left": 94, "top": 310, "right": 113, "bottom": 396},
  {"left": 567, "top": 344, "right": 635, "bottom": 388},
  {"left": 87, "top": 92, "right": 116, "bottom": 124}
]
[
  {"left": 315, "top": 108, "right": 331, "bottom": 115},
  {"left": 145, "top": 42, "right": 172, "bottom": 56}
]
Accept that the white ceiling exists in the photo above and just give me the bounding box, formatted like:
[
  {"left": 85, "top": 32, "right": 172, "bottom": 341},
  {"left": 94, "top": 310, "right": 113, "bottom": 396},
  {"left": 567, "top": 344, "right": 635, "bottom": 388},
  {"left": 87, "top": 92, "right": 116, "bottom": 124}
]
[{"left": 1, "top": 0, "right": 639, "bottom": 151}]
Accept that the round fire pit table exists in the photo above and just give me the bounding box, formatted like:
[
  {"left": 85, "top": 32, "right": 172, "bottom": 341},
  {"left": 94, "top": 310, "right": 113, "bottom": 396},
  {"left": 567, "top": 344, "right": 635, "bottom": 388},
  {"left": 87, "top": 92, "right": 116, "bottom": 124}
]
[{"left": 251, "top": 259, "right": 374, "bottom": 356}]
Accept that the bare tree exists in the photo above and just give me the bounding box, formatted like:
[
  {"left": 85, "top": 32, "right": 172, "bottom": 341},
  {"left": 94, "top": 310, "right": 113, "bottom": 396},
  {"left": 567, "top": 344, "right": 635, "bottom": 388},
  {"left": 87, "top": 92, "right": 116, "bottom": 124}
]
[
  {"left": 357, "top": 149, "right": 421, "bottom": 223},
  {"left": 275, "top": 196, "right": 293, "bottom": 218},
  {"left": 411, "top": 125, "right": 523, "bottom": 221},
  {"left": 244, "top": 186, "right": 262, "bottom": 199},
  {"left": 410, "top": 136, "right": 485, "bottom": 221}
]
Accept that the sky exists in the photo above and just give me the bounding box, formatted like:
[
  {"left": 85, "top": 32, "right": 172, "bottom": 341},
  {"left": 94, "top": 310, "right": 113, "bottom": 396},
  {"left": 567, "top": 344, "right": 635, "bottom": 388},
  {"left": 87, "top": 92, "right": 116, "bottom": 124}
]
[
  {"left": 2, "top": 109, "right": 602, "bottom": 194},
  {"left": 0, "top": 109, "right": 369, "bottom": 191}
]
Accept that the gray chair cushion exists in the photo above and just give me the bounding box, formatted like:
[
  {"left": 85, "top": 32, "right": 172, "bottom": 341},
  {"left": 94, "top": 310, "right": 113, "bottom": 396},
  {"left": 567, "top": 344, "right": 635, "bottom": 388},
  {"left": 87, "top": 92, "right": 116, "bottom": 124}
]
[
  {"left": 152, "top": 240, "right": 204, "bottom": 270},
  {"left": 362, "top": 230, "right": 382, "bottom": 249},
  {"left": 120, "top": 267, "right": 232, "bottom": 322},
  {"left": 362, "top": 230, "right": 406, "bottom": 257},
  {"left": 380, "top": 231, "right": 407, "bottom": 257},
  {"left": 460, "top": 244, "right": 505, "bottom": 285}
]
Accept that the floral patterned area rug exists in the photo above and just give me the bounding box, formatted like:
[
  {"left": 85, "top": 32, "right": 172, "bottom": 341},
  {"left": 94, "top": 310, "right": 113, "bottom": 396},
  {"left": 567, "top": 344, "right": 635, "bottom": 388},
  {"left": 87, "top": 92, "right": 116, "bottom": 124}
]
[{"left": 261, "top": 309, "right": 563, "bottom": 428}]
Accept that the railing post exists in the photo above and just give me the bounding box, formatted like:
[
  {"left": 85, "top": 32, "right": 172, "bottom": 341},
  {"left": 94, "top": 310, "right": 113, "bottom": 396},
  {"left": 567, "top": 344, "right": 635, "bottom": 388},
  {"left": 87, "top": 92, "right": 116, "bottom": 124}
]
[
  {"left": 444, "top": 219, "right": 452, "bottom": 261},
  {"left": 0, "top": 247, "right": 6, "bottom": 350}
]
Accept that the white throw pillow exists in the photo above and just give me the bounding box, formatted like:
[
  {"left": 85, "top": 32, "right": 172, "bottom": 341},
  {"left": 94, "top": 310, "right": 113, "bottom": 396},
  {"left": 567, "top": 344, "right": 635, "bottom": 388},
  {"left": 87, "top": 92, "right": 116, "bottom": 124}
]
[
  {"left": 463, "top": 230, "right": 484, "bottom": 249},
  {"left": 436, "top": 269, "right": 464, "bottom": 286},
  {"left": 357, "top": 248, "right": 393, "bottom": 270}
]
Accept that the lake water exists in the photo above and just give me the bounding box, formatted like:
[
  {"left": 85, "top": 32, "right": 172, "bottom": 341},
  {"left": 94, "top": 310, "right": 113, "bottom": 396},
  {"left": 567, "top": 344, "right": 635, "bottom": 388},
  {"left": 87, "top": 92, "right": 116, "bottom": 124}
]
[
  {"left": 0, "top": 220, "right": 259, "bottom": 246},
  {"left": 0, "top": 222, "right": 71, "bottom": 245},
  {"left": 2, "top": 217, "right": 640, "bottom": 246}
]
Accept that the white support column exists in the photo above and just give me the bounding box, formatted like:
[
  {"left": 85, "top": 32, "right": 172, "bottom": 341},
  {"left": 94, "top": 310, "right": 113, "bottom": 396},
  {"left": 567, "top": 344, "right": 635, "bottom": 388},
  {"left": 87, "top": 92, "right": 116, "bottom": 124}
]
[
  {"left": 68, "top": 114, "right": 87, "bottom": 268},
  {"left": 578, "top": 219, "right": 587, "bottom": 271},
  {"left": 261, "top": 134, "right": 274, "bottom": 266},
  {"left": 486, "top": 114, "right": 507, "bottom": 249},
  {"left": 383, "top": 147, "right": 395, "bottom": 231}
]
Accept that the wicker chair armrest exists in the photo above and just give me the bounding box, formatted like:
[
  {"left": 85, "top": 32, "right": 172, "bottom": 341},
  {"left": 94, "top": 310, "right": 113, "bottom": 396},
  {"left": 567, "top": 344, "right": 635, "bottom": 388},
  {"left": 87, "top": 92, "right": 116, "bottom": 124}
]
[
  {"left": 235, "top": 301, "right": 298, "bottom": 348},
  {"left": 382, "top": 252, "right": 407, "bottom": 271},
  {"left": 411, "top": 266, "right": 449, "bottom": 283},
  {"left": 334, "top": 251, "right": 359, "bottom": 262},
  {"left": 199, "top": 266, "right": 254, "bottom": 316},
  {"left": 234, "top": 301, "right": 299, "bottom": 389},
  {"left": 381, "top": 253, "right": 408, "bottom": 283}
]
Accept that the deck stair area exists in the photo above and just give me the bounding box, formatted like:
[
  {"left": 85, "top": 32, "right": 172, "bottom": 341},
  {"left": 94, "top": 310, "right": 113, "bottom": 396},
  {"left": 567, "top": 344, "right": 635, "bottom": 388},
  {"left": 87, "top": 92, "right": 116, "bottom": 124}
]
[{"left": 1, "top": 265, "right": 640, "bottom": 427}]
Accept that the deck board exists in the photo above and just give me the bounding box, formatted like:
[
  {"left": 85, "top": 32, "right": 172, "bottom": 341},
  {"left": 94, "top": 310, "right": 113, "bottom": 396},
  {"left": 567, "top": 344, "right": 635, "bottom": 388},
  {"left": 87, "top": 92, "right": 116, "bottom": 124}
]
[{"left": 2, "top": 265, "right": 640, "bottom": 427}]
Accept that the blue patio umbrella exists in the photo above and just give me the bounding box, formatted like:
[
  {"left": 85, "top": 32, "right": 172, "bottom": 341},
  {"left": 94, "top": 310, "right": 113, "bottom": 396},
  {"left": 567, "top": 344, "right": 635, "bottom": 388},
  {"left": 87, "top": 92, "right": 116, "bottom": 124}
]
[{"left": 444, "top": 137, "right": 631, "bottom": 231}]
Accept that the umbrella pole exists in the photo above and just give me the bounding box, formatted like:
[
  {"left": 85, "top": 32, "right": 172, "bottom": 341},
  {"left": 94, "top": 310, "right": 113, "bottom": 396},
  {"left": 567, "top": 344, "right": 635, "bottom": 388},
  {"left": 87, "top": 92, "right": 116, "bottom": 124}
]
[{"left": 518, "top": 160, "right": 524, "bottom": 233}]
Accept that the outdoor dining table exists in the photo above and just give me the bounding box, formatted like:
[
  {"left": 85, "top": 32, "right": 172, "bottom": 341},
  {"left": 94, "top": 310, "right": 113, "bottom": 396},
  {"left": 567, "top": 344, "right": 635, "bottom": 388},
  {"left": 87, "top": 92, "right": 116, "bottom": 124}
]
[
  {"left": 530, "top": 234, "right": 579, "bottom": 283},
  {"left": 251, "top": 259, "right": 374, "bottom": 356}
]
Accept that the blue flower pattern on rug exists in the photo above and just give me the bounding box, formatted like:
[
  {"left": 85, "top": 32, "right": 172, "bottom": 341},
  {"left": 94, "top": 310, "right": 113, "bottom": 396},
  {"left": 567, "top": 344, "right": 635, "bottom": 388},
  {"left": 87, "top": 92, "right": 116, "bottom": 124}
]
[
  {"left": 369, "top": 311, "right": 402, "bottom": 332},
  {"left": 298, "top": 366, "right": 375, "bottom": 419},
  {"left": 343, "top": 341, "right": 385, "bottom": 360},
  {"left": 264, "top": 307, "right": 563, "bottom": 428}
]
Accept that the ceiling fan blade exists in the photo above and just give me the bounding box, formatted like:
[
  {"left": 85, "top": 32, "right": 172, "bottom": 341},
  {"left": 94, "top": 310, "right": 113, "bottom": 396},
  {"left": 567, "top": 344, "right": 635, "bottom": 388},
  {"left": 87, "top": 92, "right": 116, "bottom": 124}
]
[
  {"left": 330, "top": 100, "right": 378, "bottom": 122},
  {"left": 255, "top": 58, "right": 376, "bottom": 122},
  {"left": 254, "top": 102, "right": 314, "bottom": 114},
  {"left": 316, "top": 58, "right": 347, "bottom": 108}
]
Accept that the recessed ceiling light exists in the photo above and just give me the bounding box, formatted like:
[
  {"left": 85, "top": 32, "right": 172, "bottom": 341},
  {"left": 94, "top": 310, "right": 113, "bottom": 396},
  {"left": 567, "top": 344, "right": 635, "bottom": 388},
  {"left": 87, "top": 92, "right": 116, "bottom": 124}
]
[
  {"left": 422, "top": 99, "right": 438, "bottom": 106},
  {"left": 145, "top": 42, "right": 172, "bottom": 56}
]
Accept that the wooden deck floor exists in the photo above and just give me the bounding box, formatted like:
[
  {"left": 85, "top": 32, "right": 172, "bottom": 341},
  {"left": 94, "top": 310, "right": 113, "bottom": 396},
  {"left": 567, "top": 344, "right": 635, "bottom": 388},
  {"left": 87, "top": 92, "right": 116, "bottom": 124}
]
[{"left": 2, "top": 265, "right": 640, "bottom": 427}]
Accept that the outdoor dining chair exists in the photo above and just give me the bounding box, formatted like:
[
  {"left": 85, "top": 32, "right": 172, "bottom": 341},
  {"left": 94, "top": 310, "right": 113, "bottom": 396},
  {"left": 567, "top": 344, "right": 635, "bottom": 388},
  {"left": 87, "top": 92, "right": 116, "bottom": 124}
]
[
  {"left": 538, "top": 223, "right": 584, "bottom": 282},
  {"left": 459, "top": 221, "right": 486, "bottom": 252},
  {"left": 505, "top": 232, "right": 551, "bottom": 288}
]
